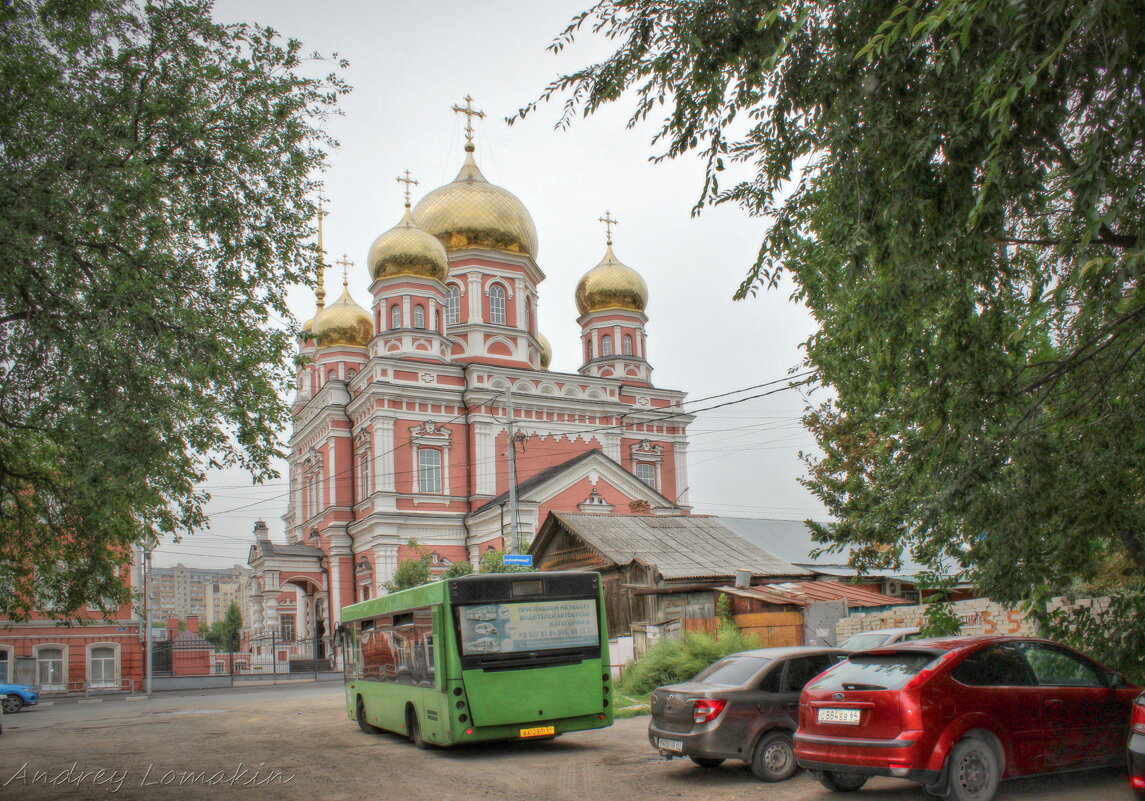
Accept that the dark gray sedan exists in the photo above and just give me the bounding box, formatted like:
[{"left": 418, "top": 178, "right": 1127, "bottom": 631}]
[{"left": 648, "top": 646, "right": 847, "bottom": 781}]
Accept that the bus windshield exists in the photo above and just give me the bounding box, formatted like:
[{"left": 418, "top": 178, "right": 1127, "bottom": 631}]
[{"left": 456, "top": 598, "right": 599, "bottom": 655}]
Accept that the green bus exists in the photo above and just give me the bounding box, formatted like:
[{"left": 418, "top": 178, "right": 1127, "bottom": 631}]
[{"left": 340, "top": 571, "right": 614, "bottom": 746}]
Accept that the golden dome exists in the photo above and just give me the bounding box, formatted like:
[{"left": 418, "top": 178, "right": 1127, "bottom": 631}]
[
  {"left": 413, "top": 152, "right": 538, "bottom": 258},
  {"left": 574, "top": 245, "right": 648, "bottom": 316},
  {"left": 538, "top": 332, "right": 552, "bottom": 370},
  {"left": 311, "top": 285, "right": 373, "bottom": 349},
  {"left": 367, "top": 208, "right": 449, "bottom": 282}
]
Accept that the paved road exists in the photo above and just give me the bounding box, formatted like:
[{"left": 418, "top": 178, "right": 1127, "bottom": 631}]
[{"left": 0, "top": 684, "right": 1132, "bottom": 801}]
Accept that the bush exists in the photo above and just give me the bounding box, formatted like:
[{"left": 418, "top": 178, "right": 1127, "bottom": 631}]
[{"left": 618, "top": 624, "right": 761, "bottom": 696}]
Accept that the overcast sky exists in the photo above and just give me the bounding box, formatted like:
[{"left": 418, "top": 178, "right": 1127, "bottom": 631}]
[{"left": 154, "top": 0, "right": 830, "bottom": 568}]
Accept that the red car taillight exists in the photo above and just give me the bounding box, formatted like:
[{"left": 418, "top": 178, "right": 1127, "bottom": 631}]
[
  {"left": 1132, "top": 699, "right": 1145, "bottom": 735},
  {"left": 902, "top": 649, "right": 958, "bottom": 691},
  {"left": 692, "top": 698, "right": 727, "bottom": 724}
]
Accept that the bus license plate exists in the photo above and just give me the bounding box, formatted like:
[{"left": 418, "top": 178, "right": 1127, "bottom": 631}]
[
  {"left": 817, "top": 708, "right": 861, "bottom": 724},
  {"left": 520, "top": 725, "right": 556, "bottom": 738},
  {"left": 657, "top": 738, "right": 684, "bottom": 752}
]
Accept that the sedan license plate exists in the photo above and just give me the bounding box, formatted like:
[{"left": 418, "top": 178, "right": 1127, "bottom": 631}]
[
  {"left": 817, "top": 707, "right": 861, "bottom": 725},
  {"left": 657, "top": 738, "right": 684, "bottom": 752},
  {"left": 519, "top": 725, "right": 556, "bottom": 738}
]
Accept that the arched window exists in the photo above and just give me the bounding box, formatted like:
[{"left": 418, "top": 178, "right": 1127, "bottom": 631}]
[
  {"left": 418, "top": 448, "right": 442, "bottom": 494},
  {"left": 635, "top": 462, "right": 657, "bottom": 489},
  {"left": 623, "top": 334, "right": 633, "bottom": 356},
  {"left": 489, "top": 284, "right": 506, "bottom": 325},
  {"left": 601, "top": 335, "right": 613, "bottom": 356},
  {"left": 445, "top": 285, "right": 460, "bottom": 325},
  {"left": 390, "top": 305, "right": 401, "bottom": 329},
  {"left": 413, "top": 305, "right": 425, "bottom": 329},
  {"left": 89, "top": 645, "right": 117, "bottom": 688},
  {"left": 584, "top": 340, "right": 592, "bottom": 362}
]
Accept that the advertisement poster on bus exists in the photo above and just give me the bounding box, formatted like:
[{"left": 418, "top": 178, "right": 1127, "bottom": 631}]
[{"left": 458, "top": 599, "right": 598, "bottom": 654}]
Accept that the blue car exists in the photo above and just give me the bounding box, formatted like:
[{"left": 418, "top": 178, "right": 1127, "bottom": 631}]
[{"left": 1, "top": 683, "right": 40, "bottom": 713}]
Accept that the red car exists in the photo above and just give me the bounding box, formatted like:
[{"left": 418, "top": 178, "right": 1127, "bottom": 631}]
[{"left": 795, "top": 636, "right": 1137, "bottom": 801}]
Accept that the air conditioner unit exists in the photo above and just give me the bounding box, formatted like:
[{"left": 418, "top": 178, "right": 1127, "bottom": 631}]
[{"left": 884, "top": 580, "right": 903, "bottom": 597}]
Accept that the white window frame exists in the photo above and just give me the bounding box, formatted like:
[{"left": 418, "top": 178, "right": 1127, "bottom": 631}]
[
  {"left": 0, "top": 646, "right": 11, "bottom": 683},
  {"left": 635, "top": 462, "right": 657, "bottom": 489},
  {"left": 488, "top": 284, "right": 506, "bottom": 325},
  {"left": 87, "top": 642, "right": 120, "bottom": 689},
  {"left": 445, "top": 285, "right": 461, "bottom": 325},
  {"left": 358, "top": 451, "right": 371, "bottom": 500},
  {"left": 34, "top": 644, "right": 67, "bottom": 690},
  {"left": 390, "top": 305, "right": 401, "bottom": 329},
  {"left": 413, "top": 305, "right": 425, "bottom": 329},
  {"left": 417, "top": 447, "right": 443, "bottom": 494},
  {"left": 601, "top": 335, "right": 613, "bottom": 356},
  {"left": 623, "top": 334, "right": 633, "bottom": 356}
]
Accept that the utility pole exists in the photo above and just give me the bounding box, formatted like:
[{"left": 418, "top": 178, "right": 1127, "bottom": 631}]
[
  {"left": 504, "top": 387, "right": 520, "bottom": 554},
  {"left": 143, "top": 547, "right": 153, "bottom": 695}
]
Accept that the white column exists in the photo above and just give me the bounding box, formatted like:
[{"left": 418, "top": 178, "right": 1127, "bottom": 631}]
[
  {"left": 374, "top": 418, "right": 395, "bottom": 492},
  {"left": 674, "top": 440, "right": 690, "bottom": 505},
  {"left": 514, "top": 277, "right": 525, "bottom": 329},
  {"left": 467, "top": 272, "right": 482, "bottom": 322},
  {"left": 295, "top": 588, "right": 308, "bottom": 642},
  {"left": 475, "top": 421, "right": 497, "bottom": 495}
]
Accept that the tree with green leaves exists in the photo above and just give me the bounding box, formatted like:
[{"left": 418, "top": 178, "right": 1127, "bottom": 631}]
[
  {"left": 519, "top": 1, "right": 1143, "bottom": 668},
  {"left": 204, "top": 601, "right": 243, "bottom": 651},
  {"left": 385, "top": 540, "right": 433, "bottom": 592},
  {"left": 0, "top": 0, "right": 347, "bottom": 619}
]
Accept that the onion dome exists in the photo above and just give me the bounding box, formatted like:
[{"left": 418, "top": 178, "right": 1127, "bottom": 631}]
[
  {"left": 311, "top": 284, "right": 373, "bottom": 349},
  {"left": 538, "top": 332, "right": 552, "bottom": 370},
  {"left": 367, "top": 207, "right": 449, "bottom": 282},
  {"left": 412, "top": 152, "right": 538, "bottom": 258},
  {"left": 574, "top": 245, "right": 649, "bottom": 316}
]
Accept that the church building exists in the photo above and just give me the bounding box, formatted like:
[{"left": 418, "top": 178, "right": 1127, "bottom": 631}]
[{"left": 245, "top": 100, "right": 695, "bottom": 658}]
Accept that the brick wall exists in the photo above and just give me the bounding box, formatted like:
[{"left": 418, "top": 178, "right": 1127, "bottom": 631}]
[{"left": 836, "top": 596, "right": 1109, "bottom": 640}]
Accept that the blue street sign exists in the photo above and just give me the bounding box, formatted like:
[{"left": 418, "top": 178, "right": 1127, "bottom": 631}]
[{"left": 503, "top": 554, "right": 533, "bottom": 567}]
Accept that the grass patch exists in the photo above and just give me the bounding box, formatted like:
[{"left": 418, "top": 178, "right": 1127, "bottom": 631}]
[{"left": 613, "top": 691, "right": 651, "bottom": 718}]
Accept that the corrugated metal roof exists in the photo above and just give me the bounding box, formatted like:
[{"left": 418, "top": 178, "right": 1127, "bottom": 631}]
[
  {"left": 546, "top": 513, "right": 811, "bottom": 580},
  {"left": 717, "top": 517, "right": 927, "bottom": 579},
  {"left": 718, "top": 581, "right": 912, "bottom": 609}
]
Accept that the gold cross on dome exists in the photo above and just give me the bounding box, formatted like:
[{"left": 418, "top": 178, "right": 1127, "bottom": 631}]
[
  {"left": 451, "top": 95, "right": 485, "bottom": 150},
  {"left": 336, "top": 253, "right": 354, "bottom": 286},
  {"left": 599, "top": 211, "right": 618, "bottom": 246},
  {"left": 396, "top": 170, "right": 418, "bottom": 207},
  {"left": 315, "top": 193, "right": 329, "bottom": 308}
]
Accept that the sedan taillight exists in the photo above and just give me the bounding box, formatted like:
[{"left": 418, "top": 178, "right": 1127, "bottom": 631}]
[
  {"left": 1132, "top": 698, "right": 1145, "bottom": 735},
  {"left": 692, "top": 698, "right": 727, "bottom": 724}
]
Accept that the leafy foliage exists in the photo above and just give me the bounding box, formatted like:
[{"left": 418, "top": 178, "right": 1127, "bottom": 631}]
[
  {"left": 618, "top": 624, "right": 760, "bottom": 695},
  {"left": 385, "top": 540, "right": 432, "bottom": 593},
  {"left": 0, "top": 0, "right": 347, "bottom": 618},
  {"left": 203, "top": 602, "right": 243, "bottom": 651},
  {"left": 519, "top": 1, "right": 1144, "bottom": 650},
  {"left": 1041, "top": 588, "right": 1145, "bottom": 684},
  {"left": 477, "top": 548, "right": 533, "bottom": 574}
]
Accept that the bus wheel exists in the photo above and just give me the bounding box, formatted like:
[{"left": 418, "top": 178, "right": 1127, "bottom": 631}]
[
  {"left": 408, "top": 709, "right": 429, "bottom": 749},
  {"left": 356, "top": 697, "right": 381, "bottom": 734}
]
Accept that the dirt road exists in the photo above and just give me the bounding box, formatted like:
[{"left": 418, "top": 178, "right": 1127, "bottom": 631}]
[{"left": 0, "top": 683, "right": 1130, "bottom": 801}]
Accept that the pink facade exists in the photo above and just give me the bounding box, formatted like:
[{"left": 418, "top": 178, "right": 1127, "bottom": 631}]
[
  {"left": 0, "top": 563, "right": 144, "bottom": 693},
  {"left": 245, "top": 123, "right": 694, "bottom": 665}
]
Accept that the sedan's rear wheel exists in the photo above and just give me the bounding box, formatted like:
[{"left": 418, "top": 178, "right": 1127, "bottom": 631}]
[
  {"left": 819, "top": 771, "right": 869, "bottom": 792},
  {"left": 689, "top": 756, "right": 725, "bottom": 768},
  {"left": 2, "top": 695, "right": 22, "bottom": 714},
  {"left": 750, "top": 731, "right": 797, "bottom": 782},
  {"left": 943, "top": 736, "right": 1000, "bottom": 801}
]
